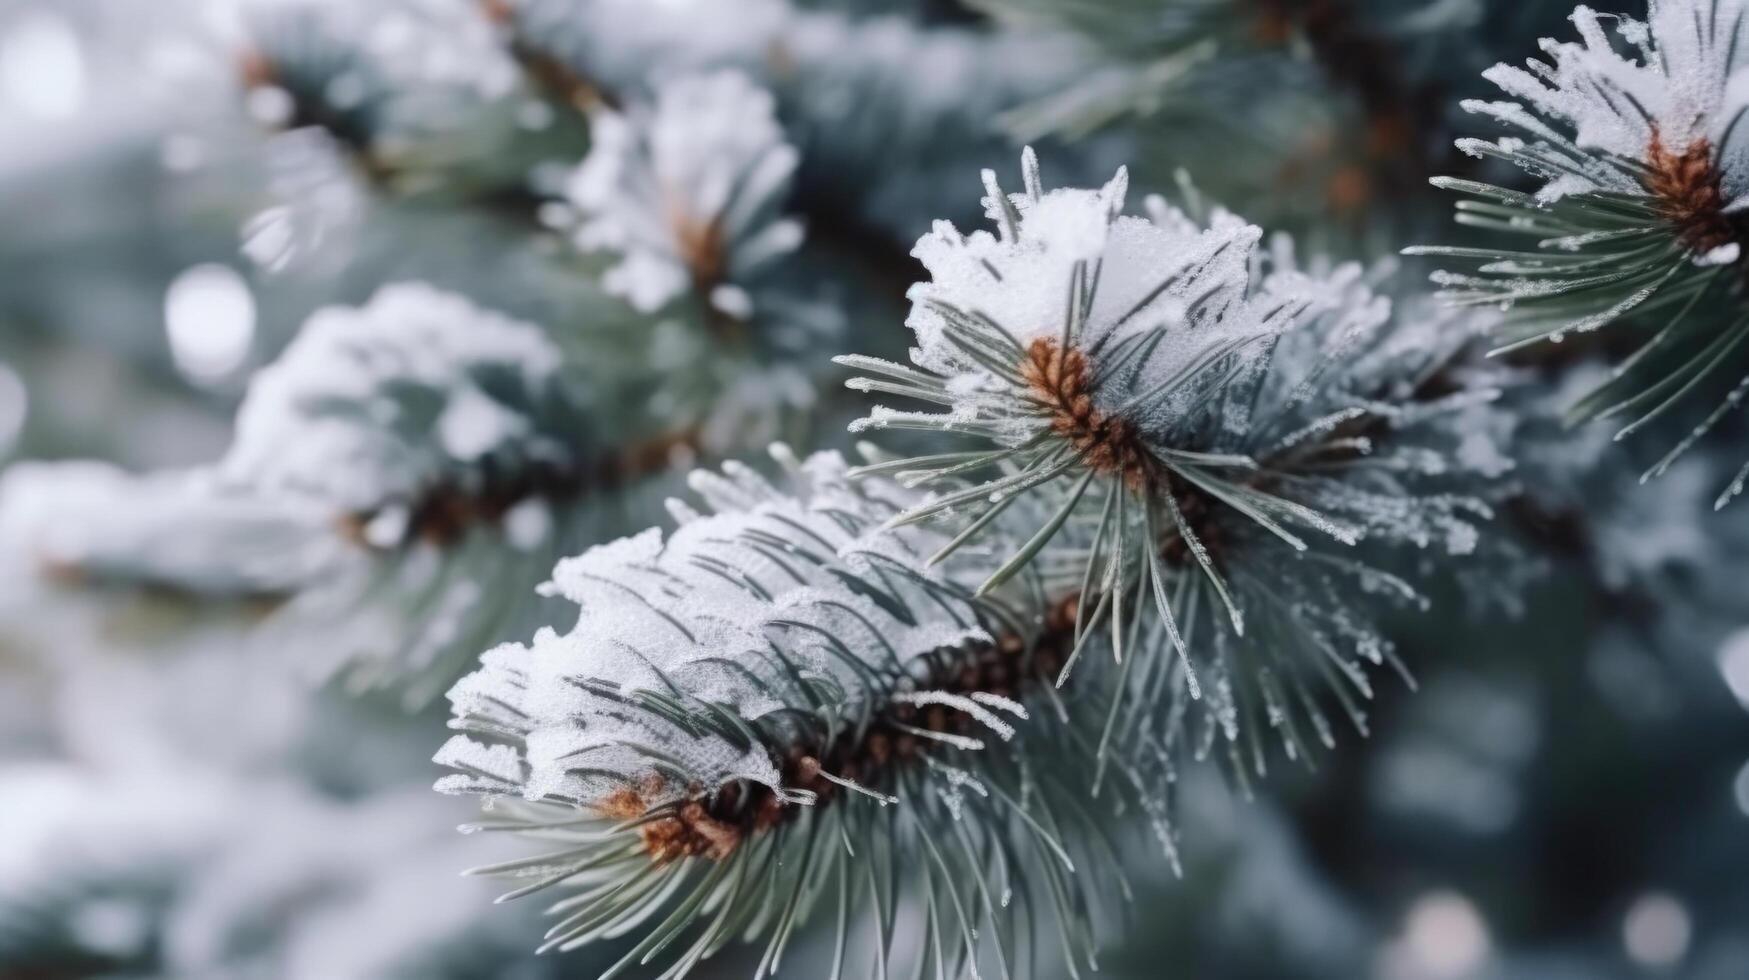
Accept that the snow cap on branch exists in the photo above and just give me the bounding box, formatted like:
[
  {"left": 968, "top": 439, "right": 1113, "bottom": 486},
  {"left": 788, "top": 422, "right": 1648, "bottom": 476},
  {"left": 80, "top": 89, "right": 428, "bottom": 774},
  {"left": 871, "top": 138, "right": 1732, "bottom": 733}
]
[
  {"left": 1466, "top": 0, "right": 1749, "bottom": 203},
  {"left": 564, "top": 70, "right": 804, "bottom": 318},
  {"left": 0, "top": 462, "right": 334, "bottom": 601},
  {"left": 1417, "top": 0, "right": 1749, "bottom": 506},
  {"left": 435, "top": 448, "right": 1005, "bottom": 813},
  {"left": 843, "top": 150, "right": 1509, "bottom": 769},
  {"left": 221, "top": 283, "right": 581, "bottom": 540},
  {"left": 432, "top": 447, "right": 1158, "bottom": 973}
]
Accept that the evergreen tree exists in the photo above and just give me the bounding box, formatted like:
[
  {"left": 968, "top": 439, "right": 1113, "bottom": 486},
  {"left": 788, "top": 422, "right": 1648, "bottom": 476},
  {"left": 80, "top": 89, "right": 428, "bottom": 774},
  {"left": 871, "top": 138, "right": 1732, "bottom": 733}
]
[{"left": 3, "top": 1, "right": 1748, "bottom": 979}]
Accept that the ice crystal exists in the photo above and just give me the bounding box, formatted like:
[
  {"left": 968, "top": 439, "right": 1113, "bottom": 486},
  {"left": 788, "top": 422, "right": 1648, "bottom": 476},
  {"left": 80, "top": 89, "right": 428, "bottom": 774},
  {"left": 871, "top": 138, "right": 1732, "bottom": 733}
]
[{"left": 563, "top": 70, "right": 803, "bottom": 317}]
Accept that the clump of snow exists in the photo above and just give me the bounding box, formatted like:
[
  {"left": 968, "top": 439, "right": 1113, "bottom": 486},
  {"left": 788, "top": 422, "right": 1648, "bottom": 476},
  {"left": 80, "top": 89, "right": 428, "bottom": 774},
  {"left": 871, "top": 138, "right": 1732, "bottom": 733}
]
[
  {"left": 1467, "top": 0, "right": 1749, "bottom": 203},
  {"left": 436, "top": 449, "right": 1003, "bottom": 813},
  {"left": 0, "top": 461, "right": 336, "bottom": 599},
  {"left": 221, "top": 283, "right": 574, "bottom": 518},
  {"left": 905, "top": 158, "right": 1279, "bottom": 441},
  {"left": 565, "top": 70, "right": 803, "bottom": 316},
  {"left": 1696, "top": 241, "right": 1742, "bottom": 266}
]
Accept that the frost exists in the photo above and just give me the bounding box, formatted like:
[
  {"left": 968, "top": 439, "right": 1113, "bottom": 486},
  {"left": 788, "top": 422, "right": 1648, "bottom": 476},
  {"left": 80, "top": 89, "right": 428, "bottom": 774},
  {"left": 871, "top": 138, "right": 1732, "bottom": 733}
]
[
  {"left": 565, "top": 70, "right": 803, "bottom": 315},
  {"left": 438, "top": 450, "right": 1006, "bottom": 814},
  {"left": 1470, "top": 0, "right": 1749, "bottom": 203},
  {"left": 892, "top": 690, "right": 1019, "bottom": 741}
]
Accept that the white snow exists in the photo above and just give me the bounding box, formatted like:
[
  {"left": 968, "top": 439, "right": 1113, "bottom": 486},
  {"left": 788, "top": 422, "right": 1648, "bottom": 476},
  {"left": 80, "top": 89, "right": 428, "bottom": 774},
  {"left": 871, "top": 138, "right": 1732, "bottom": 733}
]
[
  {"left": 437, "top": 450, "right": 997, "bottom": 813},
  {"left": 1472, "top": 1, "right": 1749, "bottom": 202},
  {"left": 565, "top": 70, "right": 802, "bottom": 315},
  {"left": 221, "top": 283, "right": 569, "bottom": 517}
]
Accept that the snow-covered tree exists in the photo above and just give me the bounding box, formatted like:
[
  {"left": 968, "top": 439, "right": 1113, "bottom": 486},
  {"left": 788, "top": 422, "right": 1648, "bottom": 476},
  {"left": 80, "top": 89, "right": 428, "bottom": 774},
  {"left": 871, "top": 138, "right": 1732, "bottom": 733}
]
[{"left": 4, "top": 1, "right": 1748, "bottom": 979}]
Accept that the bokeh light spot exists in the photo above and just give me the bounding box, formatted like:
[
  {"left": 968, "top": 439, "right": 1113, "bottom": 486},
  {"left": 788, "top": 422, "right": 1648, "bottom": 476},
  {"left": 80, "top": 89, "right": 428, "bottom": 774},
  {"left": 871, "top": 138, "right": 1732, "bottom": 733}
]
[
  {"left": 1622, "top": 892, "right": 1691, "bottom": 967},
  {"left": 164, "top": 264, "right": 256, "bottom": 383},
  {"left": 0, "top": 13, "right": 85, "bottom": 120}
]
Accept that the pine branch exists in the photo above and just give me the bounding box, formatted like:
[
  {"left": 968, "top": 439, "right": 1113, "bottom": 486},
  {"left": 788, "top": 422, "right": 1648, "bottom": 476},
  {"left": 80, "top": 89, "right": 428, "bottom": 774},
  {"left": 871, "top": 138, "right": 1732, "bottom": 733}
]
[
  {"left": 840, "top": 149, "right": 1514, "bottom": 771},
  {"left": 432, "top": 150, "right": 1522, "bottom": 974},
  {"left": 11, "top": 41, "right": 847, "bottom": 709},
  {"left": 0, "top": 461, "right": 334, "bottom": 603},
  {"left": 479, "top": 0, "right": 620, "bottom": 113},
  {"left": 488, "top": 0, "right": 1090, "bottom": 241},
  {"left": 555, "top": 69, "right": 806, "bottom": 336},
  {"left": 6, "top": 284, "right": 700, "bottom": 706},
  {"left": 230, "top": 0, "right": 589, "bottom": 270},
  {"left": 436, "top": 447, "right": 1168, "bottom": 976},
  {"left": 1411, "top": 0, "right": 1749, "bottom": 507}
]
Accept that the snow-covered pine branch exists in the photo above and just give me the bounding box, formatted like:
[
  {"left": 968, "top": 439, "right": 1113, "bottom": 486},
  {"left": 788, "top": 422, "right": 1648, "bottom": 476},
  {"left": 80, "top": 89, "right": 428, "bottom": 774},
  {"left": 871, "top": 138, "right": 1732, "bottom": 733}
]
[
  {"left": 479, "top": 0, "right": 1088, "bottom": 241},
  {"left": 1411, "top": 0, "right": 1749, "bottom": 507},
  {"left": 0, "top": 462, "right": 335, "bottom": 601},
  {"left": 435, "top": 447, "right": 1171, "bottom": 977},
  {"left": 840, "top": 149, "right": 1514, "bottom": 774},
  {"left": 4, "top": 284, "right": 688, "bottom": 706},
  {"left": 16, "top": 42, "right": 837, "bottom": 709},
  {"left": 217, "top": 283, "right": 707, "bottom": 702},
  {"left": 557, "top": 69, "right": 804, "bottom": 324},
  {"left": 224, "top": 0, "right": 587, "bottom": 272},
  {"left": 222, "top": 283, "right": 599, "bottom": 544}
]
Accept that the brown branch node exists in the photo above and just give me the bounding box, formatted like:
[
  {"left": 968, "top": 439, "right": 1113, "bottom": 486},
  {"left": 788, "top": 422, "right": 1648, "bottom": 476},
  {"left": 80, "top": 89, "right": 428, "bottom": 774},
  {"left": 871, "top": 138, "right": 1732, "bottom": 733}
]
[
  {"left": 600, "top": 597, "right": 1079, "bottom": 864},
  {"left": 1644, "top": 131, "right": 1738, "bottom": 254},
  {"left": 1022, "top": 338, "right": 1150, "bottom": 490}
]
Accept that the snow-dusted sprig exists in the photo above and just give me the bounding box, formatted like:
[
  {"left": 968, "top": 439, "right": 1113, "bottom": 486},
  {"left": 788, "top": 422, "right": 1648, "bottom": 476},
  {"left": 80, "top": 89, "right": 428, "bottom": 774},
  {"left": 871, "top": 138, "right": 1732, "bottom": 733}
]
[
  {"left": 229, "top": 0, "right": 586, "bottom": 271},
  {"left": 0, "top": 462, "right": 336, "bottom": 601},
  {"left": 470, "top": 0, "right": 1088, "bottom": 242},
  {"left": 6, "top": 284, "right": 691, "bottom": 706},
  {"left": 557, "top": 70, "right": 804, "bottom": 325},
  {"left": 435, "top": 447, "right": 1171, "bottom": 977},
  {"left": 1410, "top": 0, "right": 1749, "bottom": 506},
  {"left": 221, "top": 283, "right": 588, "bottom": 536},
  {"left": 220, "top": 283, "right": 700, "bottom": 702},
  {"left": 839, "top": 150, "right": 1507, "bottom": 771}
]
